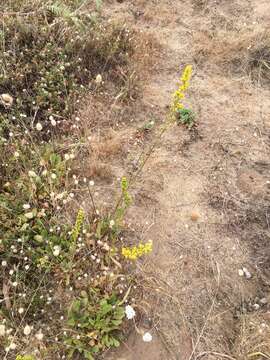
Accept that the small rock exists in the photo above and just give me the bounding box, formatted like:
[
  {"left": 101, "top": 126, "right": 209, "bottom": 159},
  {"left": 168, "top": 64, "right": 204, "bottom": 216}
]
[
  {"left": 243, "top": 267, "right": 252, "bottom": 279},
  {"left": 190, "top": 212, "right": 199, "bottom": 221},
  {"left": 260, "top": 297, "right": 268, "bottom": 305}
]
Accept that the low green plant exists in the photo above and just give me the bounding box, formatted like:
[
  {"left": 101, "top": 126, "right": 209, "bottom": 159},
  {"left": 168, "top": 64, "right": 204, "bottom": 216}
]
[
  {"left": 66, "top": 291, "right": 124, "bottom": 359},
  {"left": 176, "top": 108, "right": 196, "bottom": 129},
  {"left": 142, "top": 120, "right": 155, "bottom": 131}
]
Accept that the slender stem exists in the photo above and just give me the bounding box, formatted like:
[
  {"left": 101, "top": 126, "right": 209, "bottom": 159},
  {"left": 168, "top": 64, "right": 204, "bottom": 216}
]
[{"left": 87, "top": 183, "right": 97, "bottom": 214}]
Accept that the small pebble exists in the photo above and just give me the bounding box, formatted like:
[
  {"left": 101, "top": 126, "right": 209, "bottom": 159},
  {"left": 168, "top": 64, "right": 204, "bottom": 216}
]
[
  {"left": 190, "top": 212, "right": 199, "bottom": 221},
  {"left": 243, "top": 267, "right": 252, "bottom": 279}
]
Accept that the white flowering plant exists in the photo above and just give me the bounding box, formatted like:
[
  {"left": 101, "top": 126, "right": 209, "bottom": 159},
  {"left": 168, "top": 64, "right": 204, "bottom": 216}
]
[{"left": 0, "top": 0, "right": 140, "bottom": 358}]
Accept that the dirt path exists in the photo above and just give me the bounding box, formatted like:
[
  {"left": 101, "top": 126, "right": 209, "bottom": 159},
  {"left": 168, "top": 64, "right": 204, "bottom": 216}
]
[{"left": 99, "top": 1, "right": 270, "bottom": 359}]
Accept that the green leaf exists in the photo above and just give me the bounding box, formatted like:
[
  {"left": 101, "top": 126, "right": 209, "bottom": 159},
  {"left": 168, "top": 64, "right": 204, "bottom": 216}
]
[
  {"left": 92, "top": 346, "right": 99, "bottom": 353},
  {"left": 112, "top": 338, "right": 120, "bottom": 347},
  {"left": 111, "top": 319, "right": 122, "bottom": 326},
  {"left": 50, "top": 153, "right": 61, "bottom": 167},
  {"left": 95, "top": 0, "right": 102, "bottom": 12},
  {"left": 84, "top": 350, "right": 94, "bottom": 360},
  {"left": 100, "top": 304, "right": 113, "bottom": 316},
  {"left": 72, "top": 299, "right": 81, "bottom": 312}
]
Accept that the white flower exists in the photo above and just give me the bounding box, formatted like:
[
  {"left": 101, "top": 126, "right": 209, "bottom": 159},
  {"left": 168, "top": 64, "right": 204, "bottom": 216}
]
[
  {"left": 34, "top": 235, "right": 43, "bottom": 242},
  {"left": 238, "top": 269, "right": 244, "bottom": 277},
  {"left": 125, "top": 305, "right": 136, "bottom": 320},
  {"left": 23, "top": 324, "right": 32, "bottom": 336},
  {"left": 95, "top": 74, "right": 102, "bottom": 84},
  {"left": 35, "top": 331, "right": 44, "bottom": 341},
  {"left": 143, "top": 332, "right": 152, "bottom": 342},
  {"left": 18, "top": 307, "right": 24, "bottom": 314},
  {"left": 50, "top": 116, "right": 57, "bottom": 126},
  {"left": 51, "top": 173, "right": 57, "bottom": 180},
  {"left": 64, "top": 154, "right": 70, "bottom": 160},
  {"left": 9, "top": 342, "right": 17, "bottom": 350},
  {"left": 53, "top": 245, "right": 61, "bottom": 256},
  {"left": 1, "top": 260, "right": 7, "bottom": 267},
  {"left": 0, "top": 93, "right": 13, "bottom": 107},
  {"left": 12, "top": 282, "right": 18, "bottom": 287},
  {"left": 89, "top": 180, "right": 94, "bottom": 186},
  {"left": 28, "top": 170, "right": 37, "bottom": 177},
  {"left": 23, "top": 204, "right": 31, "bottom": 210},
  {"left": 36, "top": 122, "right": 43, "bottom": 131},
  {"left": 14, "top": 151, "right": 19, "bottom": 158},
  {"left": 0, "top": 324, "right": 5, "bottom": 336},
  {"left": 109, "top": 219, "right": 115, "bottom": 228},
  {"left": 25, "top": 212, "right": 34, "bottom": 219}
]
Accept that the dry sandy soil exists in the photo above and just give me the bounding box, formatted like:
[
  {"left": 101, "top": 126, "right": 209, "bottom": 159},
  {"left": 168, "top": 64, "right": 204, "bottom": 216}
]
[{"left": 82, "top": 0, "right": 270, "bottom": 359}]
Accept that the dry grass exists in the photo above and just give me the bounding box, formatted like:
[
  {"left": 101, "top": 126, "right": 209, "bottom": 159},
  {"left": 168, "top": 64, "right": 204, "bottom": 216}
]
[
  {"left": 91, "top": 131, "right": 124, "bottom": 160},
  {"left": 87, "top": 161, "right": 113, "bottom": 181},
  {"left": 194, "top": 27, "right": 270, "bottom": 86},
  {"left": 233, "top": 313, "right": 270, "bottom": 359}
]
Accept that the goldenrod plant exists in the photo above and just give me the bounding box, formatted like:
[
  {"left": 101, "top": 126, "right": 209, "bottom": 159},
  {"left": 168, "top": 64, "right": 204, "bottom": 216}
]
[
  {"left": 71, "top": 208, "right": 85, "bottom": 243},
  {"left": 122, "top": 240, "right": 153, "bottom": 260},
  {"left": 171, "top": 64, "right": 193, "bottom": 114},
  {"left": 171, "top": 65, "right": 196, "bottom": 128}
]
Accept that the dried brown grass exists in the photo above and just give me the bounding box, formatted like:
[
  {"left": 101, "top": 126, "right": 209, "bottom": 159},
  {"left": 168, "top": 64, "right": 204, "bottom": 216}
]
[
  {"left": 233, "top": 313, "right": 270, "bottom": 359},
  {"left": 194, "top": 27, "right": 270, "bottom": 86}
]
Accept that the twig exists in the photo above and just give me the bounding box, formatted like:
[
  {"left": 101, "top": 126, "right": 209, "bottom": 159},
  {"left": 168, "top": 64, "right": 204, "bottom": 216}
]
[
  {"left": 248, "top": 352, "right": 270, "bottom": 359},
  {"left": 188, "top": 262, "right": 220, "bottom": 360},
  {"left": 87, "top": 183, "right": 97, "bottom": 214},
  {"left": 196, "top": 352, "right": 236, "bottom": 360}
]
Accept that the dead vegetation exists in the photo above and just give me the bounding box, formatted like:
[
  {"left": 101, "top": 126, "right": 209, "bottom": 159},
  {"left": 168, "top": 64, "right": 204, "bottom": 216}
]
[{"left": 194, "top": 27, "right": 270, "bottom": 86}]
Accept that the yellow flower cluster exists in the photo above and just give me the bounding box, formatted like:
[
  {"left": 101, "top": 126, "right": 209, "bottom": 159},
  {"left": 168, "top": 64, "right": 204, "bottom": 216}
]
[
  {"left": 171, "top": 65, "right": 193, "bottom": 113},
  {"left": 122, "top": 240, "right": 153, "bottom": 260},
  {"left": 71, "top": 208, "right": 84, "bottom": 242}
]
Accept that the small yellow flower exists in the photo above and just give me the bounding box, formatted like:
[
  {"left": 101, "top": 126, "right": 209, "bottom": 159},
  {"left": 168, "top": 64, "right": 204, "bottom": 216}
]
[
  {"left": 122, "top": 240, "right": 153, "bottom": 260},
  {"left": 171, "top": 65, "right": 193, "bottom": 115}
]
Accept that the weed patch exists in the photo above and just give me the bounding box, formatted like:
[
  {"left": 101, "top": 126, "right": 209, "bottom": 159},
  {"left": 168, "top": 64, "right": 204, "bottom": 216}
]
[
  {"left": 0, "top": 1, "right": 134, "bottom": 136},
  {"left": 0, "top": 1, "right": 149, "bottom": 358}
]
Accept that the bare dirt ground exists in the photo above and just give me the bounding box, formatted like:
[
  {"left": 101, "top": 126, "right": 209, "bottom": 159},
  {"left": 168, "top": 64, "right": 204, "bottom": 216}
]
[{"left": 83, "top": 0, "right": 270, "bottom": 359}]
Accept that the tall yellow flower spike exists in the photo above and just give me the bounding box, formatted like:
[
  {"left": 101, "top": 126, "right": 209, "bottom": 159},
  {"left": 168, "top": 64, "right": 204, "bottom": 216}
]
[{"left": 171, "top": 65, "right": 193, "bottom": 114}]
